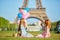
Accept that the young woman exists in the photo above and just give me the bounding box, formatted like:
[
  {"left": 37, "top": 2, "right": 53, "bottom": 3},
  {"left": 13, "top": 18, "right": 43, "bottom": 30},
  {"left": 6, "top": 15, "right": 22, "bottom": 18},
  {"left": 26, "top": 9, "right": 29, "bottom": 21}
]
[
  {"left": 36, "top": 19, "right": 51, "bottom": 38},
  {"left": 19, "top": 18, "right": 34, "bottom": 37},
  {"left": 45, "top": 19, "right": 51, "bottom": 37}
]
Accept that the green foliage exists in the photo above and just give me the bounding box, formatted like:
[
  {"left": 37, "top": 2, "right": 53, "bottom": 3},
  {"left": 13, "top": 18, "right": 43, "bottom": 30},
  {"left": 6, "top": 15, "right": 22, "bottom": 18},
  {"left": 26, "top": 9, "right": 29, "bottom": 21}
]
[
  {"left": 0, "top": 17, "right": 18, "bottom": 31},
  {"left": 51, "top": 20, "right": 60, "bottom": 28},
  {"left": 0, "top": 17, "right": 10, "bottom": 28},
  {"left": 9, "top": 23, "right": 18, "bottom": 31},
  {"left": 51, "top": 22, "right": 57, "bottom": 28},
  {"left": 51, "top": 22, "right": 57, "bottom": 31},
  {"left": 51, "top": 20, "right": 60, "bottom": 31}
]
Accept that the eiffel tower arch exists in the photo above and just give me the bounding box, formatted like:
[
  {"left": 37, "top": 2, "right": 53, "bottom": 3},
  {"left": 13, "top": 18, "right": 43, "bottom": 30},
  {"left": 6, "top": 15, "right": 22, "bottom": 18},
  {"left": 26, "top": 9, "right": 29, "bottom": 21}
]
[
  {"left": 21, "top": 0, "right": 48, "bottom": 22},
  {"left": 15, "top": 0, "right": 49, "bottom": 31}
]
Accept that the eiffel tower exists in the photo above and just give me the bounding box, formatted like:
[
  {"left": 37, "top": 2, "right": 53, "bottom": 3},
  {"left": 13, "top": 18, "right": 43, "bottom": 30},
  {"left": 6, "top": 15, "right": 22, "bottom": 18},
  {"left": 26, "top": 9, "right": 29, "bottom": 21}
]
[
  {"left": 14, "top": 0, "right": 49, "bottom": 23},
  {"left": 21, "top": 0, "right": 49, "bottom": 22},
  {"left": 14, "top": 0, "right": 49, "bottom": 31}
]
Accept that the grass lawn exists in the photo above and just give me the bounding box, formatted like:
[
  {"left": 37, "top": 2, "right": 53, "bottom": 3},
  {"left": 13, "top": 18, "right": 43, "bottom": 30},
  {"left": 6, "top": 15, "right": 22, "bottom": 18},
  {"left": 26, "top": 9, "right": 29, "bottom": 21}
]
[{"left": 0, "top": 31, "right": 60, "bottom": 40}]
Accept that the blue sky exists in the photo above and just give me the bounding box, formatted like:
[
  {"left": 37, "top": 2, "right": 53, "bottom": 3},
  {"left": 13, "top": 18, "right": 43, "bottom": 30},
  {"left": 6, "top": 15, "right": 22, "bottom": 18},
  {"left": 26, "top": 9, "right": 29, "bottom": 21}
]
[{"left": 0, "top": 0, "right": 60, "bottom": 22}]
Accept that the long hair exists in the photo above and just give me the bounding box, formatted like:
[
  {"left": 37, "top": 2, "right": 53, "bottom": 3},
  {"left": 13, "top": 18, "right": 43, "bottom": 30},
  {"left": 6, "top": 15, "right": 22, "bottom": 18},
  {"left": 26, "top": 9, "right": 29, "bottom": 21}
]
[
  {"left": 45, "top": 19, "right": 51, "bottom": 28},
  {"left": 45, "top": 20, "right": 48, "bottom": 26},
  {"left": 19, "top": 18, "right": 26, "bottom": 27},
  {"left": 18, "top": 18, "right": 26, "bottom": 31}
]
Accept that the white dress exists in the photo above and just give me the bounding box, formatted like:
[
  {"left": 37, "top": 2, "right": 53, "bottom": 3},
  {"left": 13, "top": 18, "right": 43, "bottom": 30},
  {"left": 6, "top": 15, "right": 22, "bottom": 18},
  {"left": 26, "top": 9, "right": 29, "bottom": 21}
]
[{"left": 21, "top": 25, "right": 34, "bottom": 37}]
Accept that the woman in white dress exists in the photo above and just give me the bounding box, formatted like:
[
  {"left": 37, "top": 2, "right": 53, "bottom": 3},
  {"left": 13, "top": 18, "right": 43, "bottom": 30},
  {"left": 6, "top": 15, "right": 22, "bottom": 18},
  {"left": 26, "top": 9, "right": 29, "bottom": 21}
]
[{"left": 19, "top": 18, "right": 34, "bottom": 37}]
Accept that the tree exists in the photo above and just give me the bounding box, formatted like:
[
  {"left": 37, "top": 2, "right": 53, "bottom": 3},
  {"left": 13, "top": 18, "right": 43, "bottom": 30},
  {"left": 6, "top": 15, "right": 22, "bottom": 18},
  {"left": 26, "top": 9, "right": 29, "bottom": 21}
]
[
  {"left": 0, "top": 17, "right": 10, "bottom": 30},
  {"left": 9, "top": 23, "right": 18, "bottom": 31}
]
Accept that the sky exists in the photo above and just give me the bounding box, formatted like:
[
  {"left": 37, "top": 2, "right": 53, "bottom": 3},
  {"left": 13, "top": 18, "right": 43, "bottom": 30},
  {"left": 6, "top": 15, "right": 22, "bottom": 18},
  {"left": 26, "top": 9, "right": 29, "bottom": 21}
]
[{"left": 0, "top": 0, "right": 60, "bottom": 23}]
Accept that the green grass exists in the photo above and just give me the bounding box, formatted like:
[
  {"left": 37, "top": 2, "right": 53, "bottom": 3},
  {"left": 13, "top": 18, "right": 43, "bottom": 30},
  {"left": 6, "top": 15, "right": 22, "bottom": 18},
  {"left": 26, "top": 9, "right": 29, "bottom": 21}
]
[{"left": 0, "top": 31, "right": 60, "bottom": 40}]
